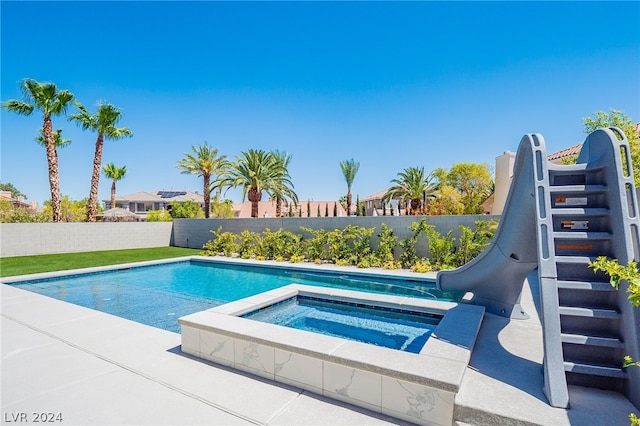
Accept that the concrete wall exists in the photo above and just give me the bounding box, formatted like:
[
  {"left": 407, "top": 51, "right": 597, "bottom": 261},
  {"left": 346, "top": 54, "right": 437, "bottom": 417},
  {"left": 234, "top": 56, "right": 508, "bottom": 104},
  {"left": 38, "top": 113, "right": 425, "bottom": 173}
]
[
  {"left": 0, "top": 216, "right": 500, "bottom": 258},
  {"left": 0, "top": 222, "right": 173, "bottom": 257},
  {"left": 173, "top": 215, "right": 500, "bottom": 257}
]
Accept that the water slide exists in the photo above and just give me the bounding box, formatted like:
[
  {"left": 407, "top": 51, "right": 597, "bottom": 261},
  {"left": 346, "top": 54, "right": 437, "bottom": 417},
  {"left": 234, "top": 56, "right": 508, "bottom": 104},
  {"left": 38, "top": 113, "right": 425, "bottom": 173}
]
[{"left": 437, "top": 128, "right": 640, "bottom": 409}]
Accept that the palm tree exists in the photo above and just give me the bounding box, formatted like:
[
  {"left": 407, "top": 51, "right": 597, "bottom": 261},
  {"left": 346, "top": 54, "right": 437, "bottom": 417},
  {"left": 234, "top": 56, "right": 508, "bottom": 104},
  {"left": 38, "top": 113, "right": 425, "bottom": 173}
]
[
  {"left": 102, "top": 163, "right": 127, "bottom": 209},
  {"left": 339, "top": 158, "right": 360, "bottom": 215},
  {"left": 383, "top": 166, "right": 437, "bottom": 215},
  {"left": 269, "top": 150, "right": 298, "bottom": 217},
  {"left": 2, "top": 78, "right": 74, "bottom": 222},
  {"left": 36, "top": 128, "right": 71, "bottom": 148},
  {"left": 176, "top": 142, "right": 229, "bottom": 219},
  {"left": 217, "top": 149, "right": 279, "bottom": 218},
  {"left": 69, "top": 102, "right": 132, "bottom": 222}
]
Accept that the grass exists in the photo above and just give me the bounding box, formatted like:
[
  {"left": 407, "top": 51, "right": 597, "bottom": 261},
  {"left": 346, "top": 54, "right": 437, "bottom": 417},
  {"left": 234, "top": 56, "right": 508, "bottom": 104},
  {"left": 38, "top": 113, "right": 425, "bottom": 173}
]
[{"left": 0, "top": 247, "right": 202, "bottom": 278}]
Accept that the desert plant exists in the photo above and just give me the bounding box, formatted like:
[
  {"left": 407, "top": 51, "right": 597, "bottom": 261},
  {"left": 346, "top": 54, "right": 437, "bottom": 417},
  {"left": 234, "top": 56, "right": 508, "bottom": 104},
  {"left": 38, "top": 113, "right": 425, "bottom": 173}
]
[
  {"left": 238, "top": 230, "right": 261, "bottom": 259},
  {"left": 376, "top": 223, "right": 398, "bottom": 264},
  {"left": 203, "top": 227, "right": 238, "bottom": 257},
  {"left": 300, "top": 226, "right": 327, "bottom": 261},
  {"left": 411, "top": 258, "right": 432, "bottom": 273}
]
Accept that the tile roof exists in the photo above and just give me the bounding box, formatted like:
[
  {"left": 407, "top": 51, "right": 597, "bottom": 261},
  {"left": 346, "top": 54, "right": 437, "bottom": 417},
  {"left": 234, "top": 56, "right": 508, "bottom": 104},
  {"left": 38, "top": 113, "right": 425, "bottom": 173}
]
[{"left": 547, "top": 143, "right": 583, "bottom": 161}]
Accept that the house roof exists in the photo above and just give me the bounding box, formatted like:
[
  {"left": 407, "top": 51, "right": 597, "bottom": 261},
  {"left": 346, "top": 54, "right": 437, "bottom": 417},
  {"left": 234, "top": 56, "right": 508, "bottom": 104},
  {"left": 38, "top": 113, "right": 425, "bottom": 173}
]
[
  {"left": 547, "top": 143, "right": 583, "bottom": 161},
  {"left": 361, "top": 189, "right": 390, "bottom": 201},
  {"left": 107, "top": 190, "right": 204, "bottom": 203}
]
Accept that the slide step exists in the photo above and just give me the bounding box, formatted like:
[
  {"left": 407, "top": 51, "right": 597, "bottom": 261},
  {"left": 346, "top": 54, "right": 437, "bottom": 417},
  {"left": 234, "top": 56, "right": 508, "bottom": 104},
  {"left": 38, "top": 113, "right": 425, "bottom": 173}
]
[
  {"left": 559, "top": 306, "right": 621, "bottom": 319},
  {"left": 556, "top": 280, "right": 615, "bottom": 291},
  {"left": 550, "top": 207, "right": 609, "bottom": 216},
  {"left": 561, "top": 333, "right": 624, "bottom": 348},
  {"left": 549, "top": 184, "right": 607, "bottom": 193},
  {"left": 553, "top": 231, "right": 613, "bottom": 240},
  {"left": 555, "top": 255, "right": 597, "bottom": 265},
  {"left": 563, "top": 361, "right": 628, "bottom": 379}
]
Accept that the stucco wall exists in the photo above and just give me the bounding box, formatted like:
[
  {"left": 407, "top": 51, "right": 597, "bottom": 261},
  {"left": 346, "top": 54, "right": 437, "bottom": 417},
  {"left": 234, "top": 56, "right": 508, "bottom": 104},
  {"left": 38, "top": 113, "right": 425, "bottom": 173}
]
[
  {"left": 173, "top": 215, "right": 500, "bottom": 257},
  {"left": 0, "top": 222, "right": 174, "bottom": 257},
  {"left": 0, "top": 216, "right": 500, "bottom": 258}
]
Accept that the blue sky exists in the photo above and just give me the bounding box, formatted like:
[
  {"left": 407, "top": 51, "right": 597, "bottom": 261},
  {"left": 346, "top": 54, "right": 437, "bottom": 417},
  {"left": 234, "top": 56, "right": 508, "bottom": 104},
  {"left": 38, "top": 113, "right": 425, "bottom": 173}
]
[{"left": 1, "top": 1, "right": 639, "bottom": 206}]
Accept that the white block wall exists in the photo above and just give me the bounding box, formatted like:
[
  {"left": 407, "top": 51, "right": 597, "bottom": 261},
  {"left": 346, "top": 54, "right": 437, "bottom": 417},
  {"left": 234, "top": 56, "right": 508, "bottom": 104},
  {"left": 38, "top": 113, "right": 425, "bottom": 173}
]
[{"left": 0, "top": 222, "right": 173, "bottom": 257}]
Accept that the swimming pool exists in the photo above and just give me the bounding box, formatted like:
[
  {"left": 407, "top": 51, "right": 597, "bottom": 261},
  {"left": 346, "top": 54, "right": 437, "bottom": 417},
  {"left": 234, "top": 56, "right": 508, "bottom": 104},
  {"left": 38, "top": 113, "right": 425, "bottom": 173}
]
[{"left": 4, "top": 257, "right": 461, "bottom": 333}]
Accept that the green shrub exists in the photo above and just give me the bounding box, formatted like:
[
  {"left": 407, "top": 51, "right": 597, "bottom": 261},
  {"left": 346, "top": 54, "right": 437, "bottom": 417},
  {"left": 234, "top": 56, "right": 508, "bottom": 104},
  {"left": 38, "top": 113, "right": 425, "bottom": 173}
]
[
  {"left": 301, "top": 226, "right": 327, "bottom": 261},
  {"left": 411, "top": 258, "right": 432, "bottom": 273},
  {"left": 203, "top": 227, "right": 238, "bottom": 256},
  {"left": 146, "top": 210, "right": 172, "bottom": 222},
  {"left": 238, "top": 230, "right": 261, "bottom": 258},
  {"left": 376, "top": 223, "right": 397, "bottom": 264}
]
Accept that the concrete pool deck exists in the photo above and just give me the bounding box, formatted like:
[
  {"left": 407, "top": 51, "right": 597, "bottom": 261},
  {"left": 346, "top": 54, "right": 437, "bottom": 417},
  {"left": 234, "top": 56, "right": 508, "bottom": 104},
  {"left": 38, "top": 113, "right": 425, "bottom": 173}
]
[{"left": 1, "top": 266, "right": 637, "bottom": 425}]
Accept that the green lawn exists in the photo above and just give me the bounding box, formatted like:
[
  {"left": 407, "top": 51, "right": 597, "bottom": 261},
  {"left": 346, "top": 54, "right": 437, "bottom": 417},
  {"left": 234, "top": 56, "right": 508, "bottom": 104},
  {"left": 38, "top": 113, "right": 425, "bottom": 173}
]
[{"left": 0, "top": 247, "right": 203, "bottom": 278}]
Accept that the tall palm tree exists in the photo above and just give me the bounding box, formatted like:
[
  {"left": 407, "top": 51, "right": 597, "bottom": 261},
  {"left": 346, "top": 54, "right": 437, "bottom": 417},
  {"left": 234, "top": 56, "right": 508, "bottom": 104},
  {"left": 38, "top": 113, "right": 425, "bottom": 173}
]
[
  {"left": 69, "top": 102, "right": 132, "bottom": 222},
  {"left": 270, "top": 150, "right": 298, "bottom": 217},
  {"left": 176, "top": 142, "right": 229, "bottom": 218},
  {"left": 102, "top": 163, "right": 127, "bottom": 209},
  {"left": 339, "top": 158, "right": 360, "bottom": 215},
  {"left": 383, "top": 166, "right": 437, "bottom": 215},
  {"left": 2, "top": 78, "right": 74, "bottom": 222},
  {"left": 36, "top": 128, "right": 71, "bottom": 148},
  {"left": 217, "top": 149, "right": 279, "bottom": 218}
]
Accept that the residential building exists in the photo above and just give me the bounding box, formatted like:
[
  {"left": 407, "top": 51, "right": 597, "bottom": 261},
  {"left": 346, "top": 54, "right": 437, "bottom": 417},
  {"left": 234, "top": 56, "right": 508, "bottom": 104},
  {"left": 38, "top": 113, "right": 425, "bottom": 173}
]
[
  {"left": 0, "top": 191, "right": 37, "bottom": 210},
  {"left": 104, "top": 190, "right": 204, "bottom": 220}
]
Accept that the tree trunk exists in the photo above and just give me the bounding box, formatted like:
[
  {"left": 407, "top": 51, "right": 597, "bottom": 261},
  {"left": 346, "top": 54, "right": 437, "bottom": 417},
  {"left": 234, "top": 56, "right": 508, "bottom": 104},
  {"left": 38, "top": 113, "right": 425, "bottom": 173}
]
[
  {"left": 43, "top": 116, "right": 62, "bottom": 222},
  {"left": 110, "top": 180, "right": 116, "bottom": 209},
  {"left": 248, "top": 187, "right": 261, "bottom": 218},
  {"left": 276, "top": 197, "right": 282, "bottom": 217},
  {"left": 203, "top": 174, "right": 211, "bottom": 219},
  {"left": 410, "top": 198, "right": 422, "bottom": 215},
  {"left": 346, "top": 191, "right": 352, "bottom": 215},
  {"left": 86, "top": 133, "right": 104, "bottom": 222}
]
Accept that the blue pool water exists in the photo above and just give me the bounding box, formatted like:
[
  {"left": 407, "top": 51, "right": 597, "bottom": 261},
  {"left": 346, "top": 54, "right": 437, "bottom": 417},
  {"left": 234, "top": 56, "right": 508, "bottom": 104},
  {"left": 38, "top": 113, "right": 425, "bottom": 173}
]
[
  {"left": 9, "top": 260, "right": 460, "bottom": 333},
  {"left": 243, "top": 296, "right": 441, "bottom": 353}
]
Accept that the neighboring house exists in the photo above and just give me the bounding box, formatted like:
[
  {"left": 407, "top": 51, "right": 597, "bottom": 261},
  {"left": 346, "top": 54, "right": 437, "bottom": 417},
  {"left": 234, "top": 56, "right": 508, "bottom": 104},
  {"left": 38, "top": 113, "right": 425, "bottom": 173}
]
[
  {"left": 104, "top": 190, "right": 204, "bottom": 220},
  {"left": 232, "top": 200, "right": 347, "bottom": 218},
  {"left": 361, "top": 189, "right": 404, "bottom": 216},
  {"left": 0, "top": 191, "right": 37, "bottom": 210},
  {"left": 548, "top": 143, "right": 583, "bottom": 164}
]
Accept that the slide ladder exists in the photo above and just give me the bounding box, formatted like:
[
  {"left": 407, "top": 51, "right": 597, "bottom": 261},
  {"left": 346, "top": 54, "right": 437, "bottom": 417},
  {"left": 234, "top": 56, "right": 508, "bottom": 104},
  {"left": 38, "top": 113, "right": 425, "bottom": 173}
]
[{"left": 437, "top": 128, "right": 640, "bottom": 409}]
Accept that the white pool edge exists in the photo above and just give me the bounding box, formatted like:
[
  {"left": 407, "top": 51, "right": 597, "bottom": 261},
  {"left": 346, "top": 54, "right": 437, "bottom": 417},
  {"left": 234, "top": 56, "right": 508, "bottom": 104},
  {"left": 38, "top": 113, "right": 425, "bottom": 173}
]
[{"left": 179, "top": 284, "right": 484, "bottom": 426}]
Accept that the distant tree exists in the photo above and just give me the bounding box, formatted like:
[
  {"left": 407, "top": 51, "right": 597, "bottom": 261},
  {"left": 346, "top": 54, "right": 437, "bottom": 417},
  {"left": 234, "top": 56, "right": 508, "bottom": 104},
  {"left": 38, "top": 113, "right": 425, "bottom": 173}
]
[
  {"left": 355, "top": 195, "right": 360, "bottom": 216},
  {"left": 269, "top": 150, "right": 297, "bottom": 217},
  {"left": 177, "top": 142, "right": 228, "bottom": 219},
  {"left": 146, "top": 210, "right": 172, "bottom": 222},
  {"left": 210, "top": 198, "right": 235, "bottom": 218},
  {"left": 429, "top": 184, "right": 465, "bottom": 215},
  {"left": 317, "top": 204, "right": 321, "bottom": 217},
  {"left": 69, "top": 102, "right": 132, "bottom": 222},
  {"left": 333, "top": 202, "right": 338, "bottom": 217},
  {"left": 339, "top": 158, "right": 360, "bottom": 214},
  {"left": 43, "top": 196, "right": 87, "bottom": 222},
  {"left": 583, "top": 109, "right": 640, "bottom": 186},
  {"left": 216, "top": 149, "right": 280, "bottom": 218},
  {"left": 0, "top": 182, "right": 26, "bottom": 199},
  {"left": 102, "top": 163, "right": 127, "bottom": 209},
  {"left": 383, "top": 166, "right": 437, "bottom": 215},
  {"left": 2, "top": 78, "right": 75, "bottom": 222},
  {"left": 325, "top": 203, "right": 329, "bottom": 217},
  {"left": 433, "top": 163, "right": 492, "bottom": 214},
  {"left": 169, "top": 200, "right": 204, "bottom": 218},
  {"left": 307, "top": 200, "right": 311, "bottom": 217}
]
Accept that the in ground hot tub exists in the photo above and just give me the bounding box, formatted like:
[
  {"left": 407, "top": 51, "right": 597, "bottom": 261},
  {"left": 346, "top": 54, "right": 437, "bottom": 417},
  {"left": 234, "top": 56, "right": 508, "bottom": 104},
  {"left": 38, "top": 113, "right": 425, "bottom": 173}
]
[{"left": 179, "top": 284, "right": 484, "bottom": 426}]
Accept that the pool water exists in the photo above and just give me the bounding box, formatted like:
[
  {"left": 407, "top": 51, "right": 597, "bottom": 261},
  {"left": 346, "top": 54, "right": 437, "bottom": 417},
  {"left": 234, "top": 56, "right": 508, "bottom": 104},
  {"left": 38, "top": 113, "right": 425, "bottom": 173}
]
[
  {"left": 8, "top": 260, "right": 460, "bottom": 333},
  {"left": 243, "top": 296, "right": 441, "bottom": 353}
]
